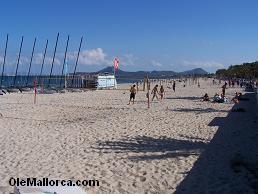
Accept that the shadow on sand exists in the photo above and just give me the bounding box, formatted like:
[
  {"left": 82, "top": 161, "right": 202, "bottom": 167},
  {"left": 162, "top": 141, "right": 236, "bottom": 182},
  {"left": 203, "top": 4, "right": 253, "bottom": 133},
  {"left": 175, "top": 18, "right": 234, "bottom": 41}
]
[
  {"left": 94, "top": 136, "right": 207, "bottom": 161},
  {"left": 174, "top": 92, "right": 258, "bottom": 194},
  {"left": 166, "top": 96, "right": 201, "bottom": 100},
  {"left": 172, "top": 107, "right": 228, "bottom": 114}
]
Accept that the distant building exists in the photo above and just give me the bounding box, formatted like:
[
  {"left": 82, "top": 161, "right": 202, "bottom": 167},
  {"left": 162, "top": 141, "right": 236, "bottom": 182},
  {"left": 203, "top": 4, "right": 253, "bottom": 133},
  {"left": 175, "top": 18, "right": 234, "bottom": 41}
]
[
  {"left": 97, "top": 74, "right": 117, "bottom": 89},
  {"left": 79, "top": 73, "right": 117, "bottom": 89}
]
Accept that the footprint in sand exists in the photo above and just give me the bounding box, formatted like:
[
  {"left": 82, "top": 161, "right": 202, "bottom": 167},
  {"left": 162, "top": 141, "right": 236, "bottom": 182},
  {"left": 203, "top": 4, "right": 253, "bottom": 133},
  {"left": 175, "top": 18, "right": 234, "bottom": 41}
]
[{"left": 140, "top": 176, "right": 146, "bottom": 182}]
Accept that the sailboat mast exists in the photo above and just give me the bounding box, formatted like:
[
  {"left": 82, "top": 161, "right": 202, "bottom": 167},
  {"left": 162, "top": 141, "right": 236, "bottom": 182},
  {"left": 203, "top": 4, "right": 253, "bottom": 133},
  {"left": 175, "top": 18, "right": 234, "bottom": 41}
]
[
  {"left": 71, "top": 36, "right": 83, "bottom": 87},
  {"left": 0, "top": 34, "right": 9, "bottom": 86},
  {"left": 48, "top": 33, "right": 59, "bottom": 87},
  {"left": 39, "top": 39, "right": 48, "bottom": 77},
  {"left": 60, "top": 35, "right": 70, "bottom": 87},
  {"left": 26, "top": 37, "right": 37, "bottom": 86},
  {"left": 13, "top": 36, "right": 24, "bottom": 86}
]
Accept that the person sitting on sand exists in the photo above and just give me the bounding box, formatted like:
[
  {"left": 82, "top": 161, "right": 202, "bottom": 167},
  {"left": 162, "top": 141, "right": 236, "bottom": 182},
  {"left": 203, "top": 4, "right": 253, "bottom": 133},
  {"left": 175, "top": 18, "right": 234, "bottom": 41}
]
[
  {"left": 232, "top": 92, "right": 239, "bottom": 103},
  {"left": 159, "top": 85, "right": 165, "bottom": 100},
  {"left": 128, "top": 84, "right": 136, "bottom": 105},
  {"left": 151, "top": 85, "right": 159, "bottom": 101},
  {"left": 231, "top": 92, "right": 242, "bottom": 103},
  {"left": 221, "top": 93, "right": 228, "bottom": 103},
  {"left": 202, "top": 93, "right": 210, "bottom": 101}
]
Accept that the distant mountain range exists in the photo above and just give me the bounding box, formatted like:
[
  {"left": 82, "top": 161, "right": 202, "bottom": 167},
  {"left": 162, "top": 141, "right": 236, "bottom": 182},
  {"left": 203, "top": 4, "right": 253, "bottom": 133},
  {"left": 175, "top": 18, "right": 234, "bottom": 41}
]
[
  {"left": 75, "top": 66, "right": 208, "bottom": 80},
  {"left": 102, "top": 66, "right": 206, "bottom": 75}
]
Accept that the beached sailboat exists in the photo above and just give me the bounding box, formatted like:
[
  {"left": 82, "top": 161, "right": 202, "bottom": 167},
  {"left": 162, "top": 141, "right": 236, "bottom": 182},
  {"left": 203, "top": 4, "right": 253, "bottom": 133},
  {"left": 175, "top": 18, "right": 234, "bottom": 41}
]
[{"left": 6, "top": 36, "right": 24, "bottom": 93}]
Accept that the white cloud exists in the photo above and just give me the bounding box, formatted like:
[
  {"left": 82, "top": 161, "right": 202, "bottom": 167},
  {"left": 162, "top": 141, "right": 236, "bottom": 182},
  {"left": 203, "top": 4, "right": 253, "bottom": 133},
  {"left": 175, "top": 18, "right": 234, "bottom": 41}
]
[
  {"left": 68, "top": 48, "right": 110, "bottom": 66},
  {"left": 151, "top": 60, "right": 163, "bottom": 67},
  {"left": 34, "top": 53, "right": 44, "bottom": 65},
  {"left": 0, "top": 56, "right": 3, "bottom": 64},
  {"left": 120, "top": 54, "right": 137, "bottom": 67},
  {"left": 20, "top": 56, "right": 30, "bottom": 65},
  {"left": 34, "top": 53, "right": 61, "bottom": 65},
  {"left": 182, "top": 60, "right": 224, "bottom": 68}
]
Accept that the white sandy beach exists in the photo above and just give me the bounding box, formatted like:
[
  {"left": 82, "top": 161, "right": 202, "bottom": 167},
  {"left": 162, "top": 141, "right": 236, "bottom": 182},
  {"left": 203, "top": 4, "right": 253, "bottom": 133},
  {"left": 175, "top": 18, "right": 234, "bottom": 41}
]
[{"left": 0, "top": 79, "right": 257, "bottom": 194}]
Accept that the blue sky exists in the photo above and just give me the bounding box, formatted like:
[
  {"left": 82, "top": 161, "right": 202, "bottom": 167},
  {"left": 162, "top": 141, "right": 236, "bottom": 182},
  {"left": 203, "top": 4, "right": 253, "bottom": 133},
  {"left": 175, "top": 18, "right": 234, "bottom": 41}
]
[{"left": 0, "top": 0, "right": 258, "bottom": 74}]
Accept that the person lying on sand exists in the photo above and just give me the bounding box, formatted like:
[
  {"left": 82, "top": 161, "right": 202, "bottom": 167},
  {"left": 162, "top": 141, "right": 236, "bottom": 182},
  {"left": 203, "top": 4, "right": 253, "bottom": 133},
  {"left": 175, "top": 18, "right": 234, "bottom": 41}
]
[
  {"left": 202, "top": 93, "right": 210, "bottom": 101},
  {"left": 128, "top": 84, "right": 136, "bottom": 105},
  {"left": 213, "top": 93, "right": 227, "bottom": 103}
]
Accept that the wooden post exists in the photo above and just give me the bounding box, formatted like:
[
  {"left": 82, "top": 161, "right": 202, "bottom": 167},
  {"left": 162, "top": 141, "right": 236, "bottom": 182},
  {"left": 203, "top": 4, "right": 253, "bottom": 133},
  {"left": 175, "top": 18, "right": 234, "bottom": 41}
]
[
  {"left": 147, "top": 77, "right": 150, "bottom": 108},
  {"left": 143, "top": 77, "right": 146, "bottom": 91}
]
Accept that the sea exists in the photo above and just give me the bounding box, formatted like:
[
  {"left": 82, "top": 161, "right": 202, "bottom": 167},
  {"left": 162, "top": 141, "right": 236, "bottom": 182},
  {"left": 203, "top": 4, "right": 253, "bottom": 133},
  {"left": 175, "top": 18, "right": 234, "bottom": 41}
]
[
  {"left": 0, "top": 75, "right": 77, "bottom": 88},
  {"left": 0, "top": 75, "right": 137, "bottom": 88}
]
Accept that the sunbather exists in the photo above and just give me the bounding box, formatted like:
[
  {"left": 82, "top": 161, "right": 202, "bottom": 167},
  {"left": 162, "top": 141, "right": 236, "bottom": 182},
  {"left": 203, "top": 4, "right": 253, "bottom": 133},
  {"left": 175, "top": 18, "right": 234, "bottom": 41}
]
[
  {"left": 231, "top": 92, "right": 242, "bottom": 103},
  {"left": 213, "top": 93, "right": 227, "bottom": 103}
]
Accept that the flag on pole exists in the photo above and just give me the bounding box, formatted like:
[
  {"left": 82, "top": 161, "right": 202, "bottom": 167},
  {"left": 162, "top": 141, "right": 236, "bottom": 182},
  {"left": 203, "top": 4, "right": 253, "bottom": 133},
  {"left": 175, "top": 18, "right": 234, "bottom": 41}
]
[{"left": 114, "top": 58, "right": 119, "bottom": 70}]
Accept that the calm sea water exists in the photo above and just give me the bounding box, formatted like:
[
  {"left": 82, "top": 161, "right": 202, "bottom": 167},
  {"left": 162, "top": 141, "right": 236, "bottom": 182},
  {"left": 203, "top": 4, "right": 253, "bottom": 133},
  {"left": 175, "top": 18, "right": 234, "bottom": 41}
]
[
  {"left": 0, "top": 75, "right": 76, "bottom": 88},
  {"left": 0, "top": 75, "right": 134, "bottom": 88}
]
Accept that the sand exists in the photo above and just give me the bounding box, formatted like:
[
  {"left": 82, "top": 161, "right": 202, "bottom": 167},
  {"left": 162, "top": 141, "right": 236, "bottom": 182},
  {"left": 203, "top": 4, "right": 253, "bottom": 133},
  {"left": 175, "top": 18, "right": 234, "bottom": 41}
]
[{"left": 0, "top": 78, "right": 257, "bottom": 194}]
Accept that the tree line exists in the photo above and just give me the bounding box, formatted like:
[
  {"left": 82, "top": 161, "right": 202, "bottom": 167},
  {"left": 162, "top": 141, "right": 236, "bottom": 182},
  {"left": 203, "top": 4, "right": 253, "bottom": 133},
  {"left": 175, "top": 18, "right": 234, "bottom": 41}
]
[{"left": 216, "top": 61, "right": 258, "bottom": 78}]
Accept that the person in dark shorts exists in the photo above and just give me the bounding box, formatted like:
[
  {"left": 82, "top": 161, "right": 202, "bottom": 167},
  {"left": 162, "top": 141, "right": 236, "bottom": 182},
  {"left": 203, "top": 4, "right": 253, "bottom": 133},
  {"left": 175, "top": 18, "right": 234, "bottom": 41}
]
[
  {"left": 173, "top": 81, "right": 176, "bottom": 92},
  {"left": 128, "top": 84, "right": 137, "bottom": 105},
  {"left": 151, "top": 85, "right": 159, "bottom": 101},
  {"left": 160, "top": 85, "right": 165, "bottom": 100},
  {"left": 222, "top": 83, "right": 226, "bottom": 97}
]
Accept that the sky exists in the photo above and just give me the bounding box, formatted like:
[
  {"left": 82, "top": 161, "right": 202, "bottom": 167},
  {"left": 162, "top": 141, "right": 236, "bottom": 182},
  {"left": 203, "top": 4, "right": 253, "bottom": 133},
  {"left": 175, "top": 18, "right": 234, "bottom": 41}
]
[{"left": 0, "top": 0, "right": 258, "bottom": 74}]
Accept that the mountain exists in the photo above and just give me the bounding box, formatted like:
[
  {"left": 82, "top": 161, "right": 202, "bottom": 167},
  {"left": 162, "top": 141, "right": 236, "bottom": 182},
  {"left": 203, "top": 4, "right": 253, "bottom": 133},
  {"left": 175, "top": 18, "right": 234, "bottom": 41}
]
[
  {"left": 72, "top": 66, "right": 208, "bottom": 83},
  {"left": 96, "top": 67, "right": 179, "bottom": 79},
  {"left": 97, "top": 66, "right": 207, "bottom": 76},
  {"left": 97, "top": 66, "right": 125, "bottom": 74},
  {"left": 180, "top": 68, "right": 208, "bottom": 75},
  {"left": 75, "top": 67, "right": 208, "bottom": 81}
]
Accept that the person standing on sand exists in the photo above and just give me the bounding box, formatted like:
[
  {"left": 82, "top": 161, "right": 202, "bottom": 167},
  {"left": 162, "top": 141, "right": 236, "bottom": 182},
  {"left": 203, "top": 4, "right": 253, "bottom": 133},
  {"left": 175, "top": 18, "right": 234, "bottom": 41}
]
[
  {"left": 173, "top": 81, "right": 176, "bottom": 92},
  {"left": 160, "top": 85, "right": 165, "bottom": 100},
  {"left": 151, "top": 85, "right": 159, "bottom": 101},
  {"left": 128, "top": 84, "right": 136, "bottom": 105},
  {"left": 222, "top": 83, "right": 226, "bottom": 97}
]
